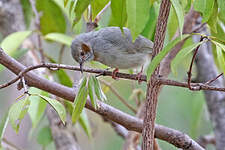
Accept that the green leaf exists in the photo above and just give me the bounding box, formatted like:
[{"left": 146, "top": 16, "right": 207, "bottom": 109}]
[
  {"left": 92, "top": 76, "right": 107, "bottom": 101},
  {"left": 78, "top": 110, "right": 92, "bottom": 138},
  {"left": 170, "top": 0, "right": 184, "bottom": 36},
  {"left": 36, "top": 0, "right": 66, "bottom": 35},
  {"left": 20, "top": 0, "right": 32, "bottom": 28},
  {"left": 217, "top": 0, "right": 225, "bottom": 22},
  {"left": 146, "top": 34, "right": 190, "bottom": 80},
  {"left": 126, "top": 0, "right": 150, "bottom": 40},
  {"left": 0, "top": 31, "right": 32, "bottom": 54},
  {"left": 72, "top": 86, "right": 88, "bottom": 124},
  {"left": 202, "top": 0, "right": 214, "bottom": 22},
  {"left": 171, "top": 40, "right": 206, "bottom": 75},
  {"left": 91, "top": 0, "right": 110, "bottom": 20},
  {"left": 0, "top": 111, "right": 9, "bottom": 145},
  {"left": 207, "top": 1, "right": 218, "bottom": 33},
  {"left": 167, "top": 7, "right": 179, "bottom": 40},
  {"left": 28, "top": 88, "right": 47, "bottom": 129},
  {"left": 38, "top": 95, "right": 66, "bottom": 124},
  {"left": 109, "top": 0, "right": 127, "bottom": 30},
  {"left": 44, "top": 33, "right": 73, "bottom": 46},
  {"left": 141, "top": 4, "right": 158, "bottom": 40},
  {"left": 55, "top": 70, "right": 73, "bottom": 87},
  {"left": 37, "top": 126, "right": 53, "bottom": 147},
  {"left": 88, "top": 76, "right": 97, "bottom": 109},
  {"left": 193, "top": 0, "right": 205, "bottom": 13},
  {"left": 215, "top": 44, "right": 225, "bottom": 73},
  {"left": 8, "top": 96, "right": 30, "bottom": 133},
  {"left": 212, "top": 40, "right": 225, "bottom": 52},
  {"left": 73, "top": 0, "right": 90, "bottom": 26}
]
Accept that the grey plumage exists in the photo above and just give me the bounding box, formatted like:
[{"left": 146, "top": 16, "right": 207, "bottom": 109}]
[{"left": 71, "top": 27, "right": 153, "bottom": 69}]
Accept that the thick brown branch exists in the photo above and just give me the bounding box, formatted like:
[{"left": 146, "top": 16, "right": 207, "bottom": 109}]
[{"left": 0, "top": 46, "right": 204, "bottom": 150}]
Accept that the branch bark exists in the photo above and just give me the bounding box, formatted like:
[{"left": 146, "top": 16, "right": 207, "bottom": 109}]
[
  {"left": 0, "top": 48, "right": 204, "bottom": 150},
  {"left": 142, "top": 0, "right": 171, "bottom": 149}
]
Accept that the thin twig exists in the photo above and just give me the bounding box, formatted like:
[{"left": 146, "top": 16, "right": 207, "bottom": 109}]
[
  {"left": 204, "top": 73, "right": 223, "bottom": 85},
  {"left": 191, "top": 23, "right": 206, "bottom": 33},
  {"left": 100, "top": 80, "right": 137, "bottom": 113},
  {"left": 29, "top": 0, "right": 45, "bottom": 63},
  {"left": 187, "top": 36, "right": 205, "bottom": 90},
  {"left": 94, "top": 1, "right": 111, "bottom": 23},
  {"left": 197, "top": 135, "right": 215, "bottom": 148},
  {"left": 21, "top": 77, "right": 28, "bottom": 94}
]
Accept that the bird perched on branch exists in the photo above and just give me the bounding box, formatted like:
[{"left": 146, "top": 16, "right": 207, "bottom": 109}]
[{"left": 71, "top": 27, "right": 153, "bottom": 80}]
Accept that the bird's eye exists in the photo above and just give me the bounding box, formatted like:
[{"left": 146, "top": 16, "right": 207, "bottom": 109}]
[{"left": 80, "top": 52, "right": 85, "bottom": 56}]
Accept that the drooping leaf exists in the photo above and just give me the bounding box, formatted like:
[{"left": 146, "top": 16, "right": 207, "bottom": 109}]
[
  {"left": 37, "top": 126, "right": 53, "bottom": 147},
  {"left": 202, "top": 0, "right": 214, "bottom": 22},
  {"left": 88, "top": 76, "right": 97, "bottom": 109},
  {"left": 28, "top": 88, "right": 47, "bottom": 129},
  {"left": 141, "top": 4, "right": 158, "bottom": 40},
  {"left": 92, "top": 76, "right": 107, "bottom": 101},
  {"left": 126, "top": 0, "right": 150, "bottom": 40},
  {"left": 167, "top": 6, "right": 179, "bottom": 40},
  {"left": 36, "top": 0, "right": 66, "bottom": 35},
  {"left": 44, "top": 33, "right": 73, "bottom": 46},
  {"left": 20, "top": 0, "right": 32, "bottom": 28},
  {"left": 91, "top": 0, "right": 110, "bottom": 20},
  {"left": 38, "top": 95, "right": 66, "bottom": 124},
  {"left": 171, "top": 40, "right": 206, "bottom": 75},
  {"left": 8, "top": 96, "right": 30, "bottom": 133},
  {"left": 72, "top": 0, "right": 90, "bottom": 26},
  {"left": 170, "top": 0, "right": 184, "bottom": 36},
  {"left": 207, "top": 1, "right": 218, "bottom": 33},
  {"left": 64, "top": 0, "right": 69, "bottom": 7},
  {"left": 109, "top": 0, "right": 127, "bottom": 30},
  {"left": 0, "top": 111, "right": 9, "bottom": 145},
  {"left": 55, "top": 70, "right": 73, "bottom": 87},
  {"left": 212, "top": 40, "right": 225, "bottom": 52},
  {"left": 72, "top": 86, "right": 88, "bottom": 124},
  {"left": 78, "top": 110, "right": 92, "bottom": 138},
  {"left": 215, "top": 44, "right": 225, "bottom": 73},
  {"left": 146, "top": 34, "right": 190, "bottom": 80},
  {"left": 0, "top": 31, "right": 32, "bottom": 54}
]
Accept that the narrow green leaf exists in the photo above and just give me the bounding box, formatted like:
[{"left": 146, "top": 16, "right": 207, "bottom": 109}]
[
  {"left": 141, "top": 4, "right": 158, "bottom": 40},
  {"left": 20, "top": 0, "right": 32, "bottom": 28},
  {"left": 217, "top": 0, "right": 225, "bottom": 22},
  {"left": 72, "top": 86, "right": 88, "bottom": 123},
  {"left": 212, "top": 40, "right": 225, "bottom": 52},
  {"left": 109, "top": 0, "right": 127, "bottom": 30},
  {"left": 78, "top": 110, "right": 92, "bottom": 138},
  {"left": 44, "top": 33, "right": 73, "bottom": 46},
  {"left": 193, "top": 0, "right": 205, "bottom": 14},
  {"left": 73, "top": 0, "right": 90, "bottom": 26},
  {"left": 36, "top": 0, "right": 66, "bottom": 35},
  {"left": 80, "top": 77, "right": 88, "bottom": 90},
  {"left": 0, "top": 111, "right": 9, "bottom": 144},
  {"left": 8, "top": 96, "right": 30, "bottom": 133},
  {"left": 215, "top": 44, "right": 225, "bottom": 73},
  {"left": 28, "top": 88, "right": 47, "bottom": 129},
  {"left": 202, "top": 0, "right": 214, "bottom": 22},
  {"left": 92, "top": 76, "right": 107, "bottom": 101},
  {"left": 37, "top": 126, "right": 53, "bottom": 147},
  {"left": 146, "top": 34, "right": 190, "bottom": 80},
  {"left": 63, "top": 100, "right": 74, "bottom": 115},
  {"left": 207, "top": 1, "right": 218, "bottom": 33},
  {"left": 91, "top": 0, "right": 110, "bottom": 20},
  {"left": 167, "top": 7, "right": 179, "bottom": 40},
  {"left": 170, "top": 0, "right": 184, "bottom": 36},
  {"left": 0, "top": 31, "right": 32, "bottom": 54},
  {"left": 56, "top": 70, "right": 73, "bottom": 87},
  {"left": 88, "top": 76, "right": 97, "bottom": 109},
  {"left": 69, "top": 1, "right": 75, "bottom": 16},
  {"left": 38, "top": 95, "right": 66, "bottom": 124},
  {"left": 171, "top": 40, "right": 206, "bottom": 75},
  {"left": 126, "top": 0, "right": 150, "bottom": 40}
]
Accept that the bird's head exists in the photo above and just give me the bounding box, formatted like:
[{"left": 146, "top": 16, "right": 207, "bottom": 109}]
[{"left": 71, "top": 41, "right": 94, "bottom": 73}]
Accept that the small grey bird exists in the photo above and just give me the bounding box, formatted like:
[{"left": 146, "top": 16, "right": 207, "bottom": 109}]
[{"left": 71, "top": 27, "right": 153, "bottom": 79}]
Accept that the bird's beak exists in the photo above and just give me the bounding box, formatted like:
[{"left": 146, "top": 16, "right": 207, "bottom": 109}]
[{"left": 80, "top": 62, "right": 83, "bottom": 74}]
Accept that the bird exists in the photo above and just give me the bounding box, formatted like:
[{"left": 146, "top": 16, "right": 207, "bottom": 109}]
[{"left": 71, "top": 27, "right": 153, "bottom": 80}]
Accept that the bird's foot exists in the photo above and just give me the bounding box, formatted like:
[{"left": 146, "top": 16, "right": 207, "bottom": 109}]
[
  {"left": 112, "top": 68, "right": 119, "bottom": 80},
  {"left": 136, "top": 66, "right": 144, "bottom": 84}
]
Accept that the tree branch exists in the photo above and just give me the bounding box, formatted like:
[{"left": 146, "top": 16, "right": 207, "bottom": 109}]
[{"left": 0, "top": 47, "right": 204, "bottom": 150}]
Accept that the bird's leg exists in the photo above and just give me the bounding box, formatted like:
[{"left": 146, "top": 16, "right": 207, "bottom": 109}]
[
  {"left": 136, "top": 66, "right": 144, "bottom": 84},
  {"left": 112, "top": 68, "right": 119, "bottom": 80}
]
